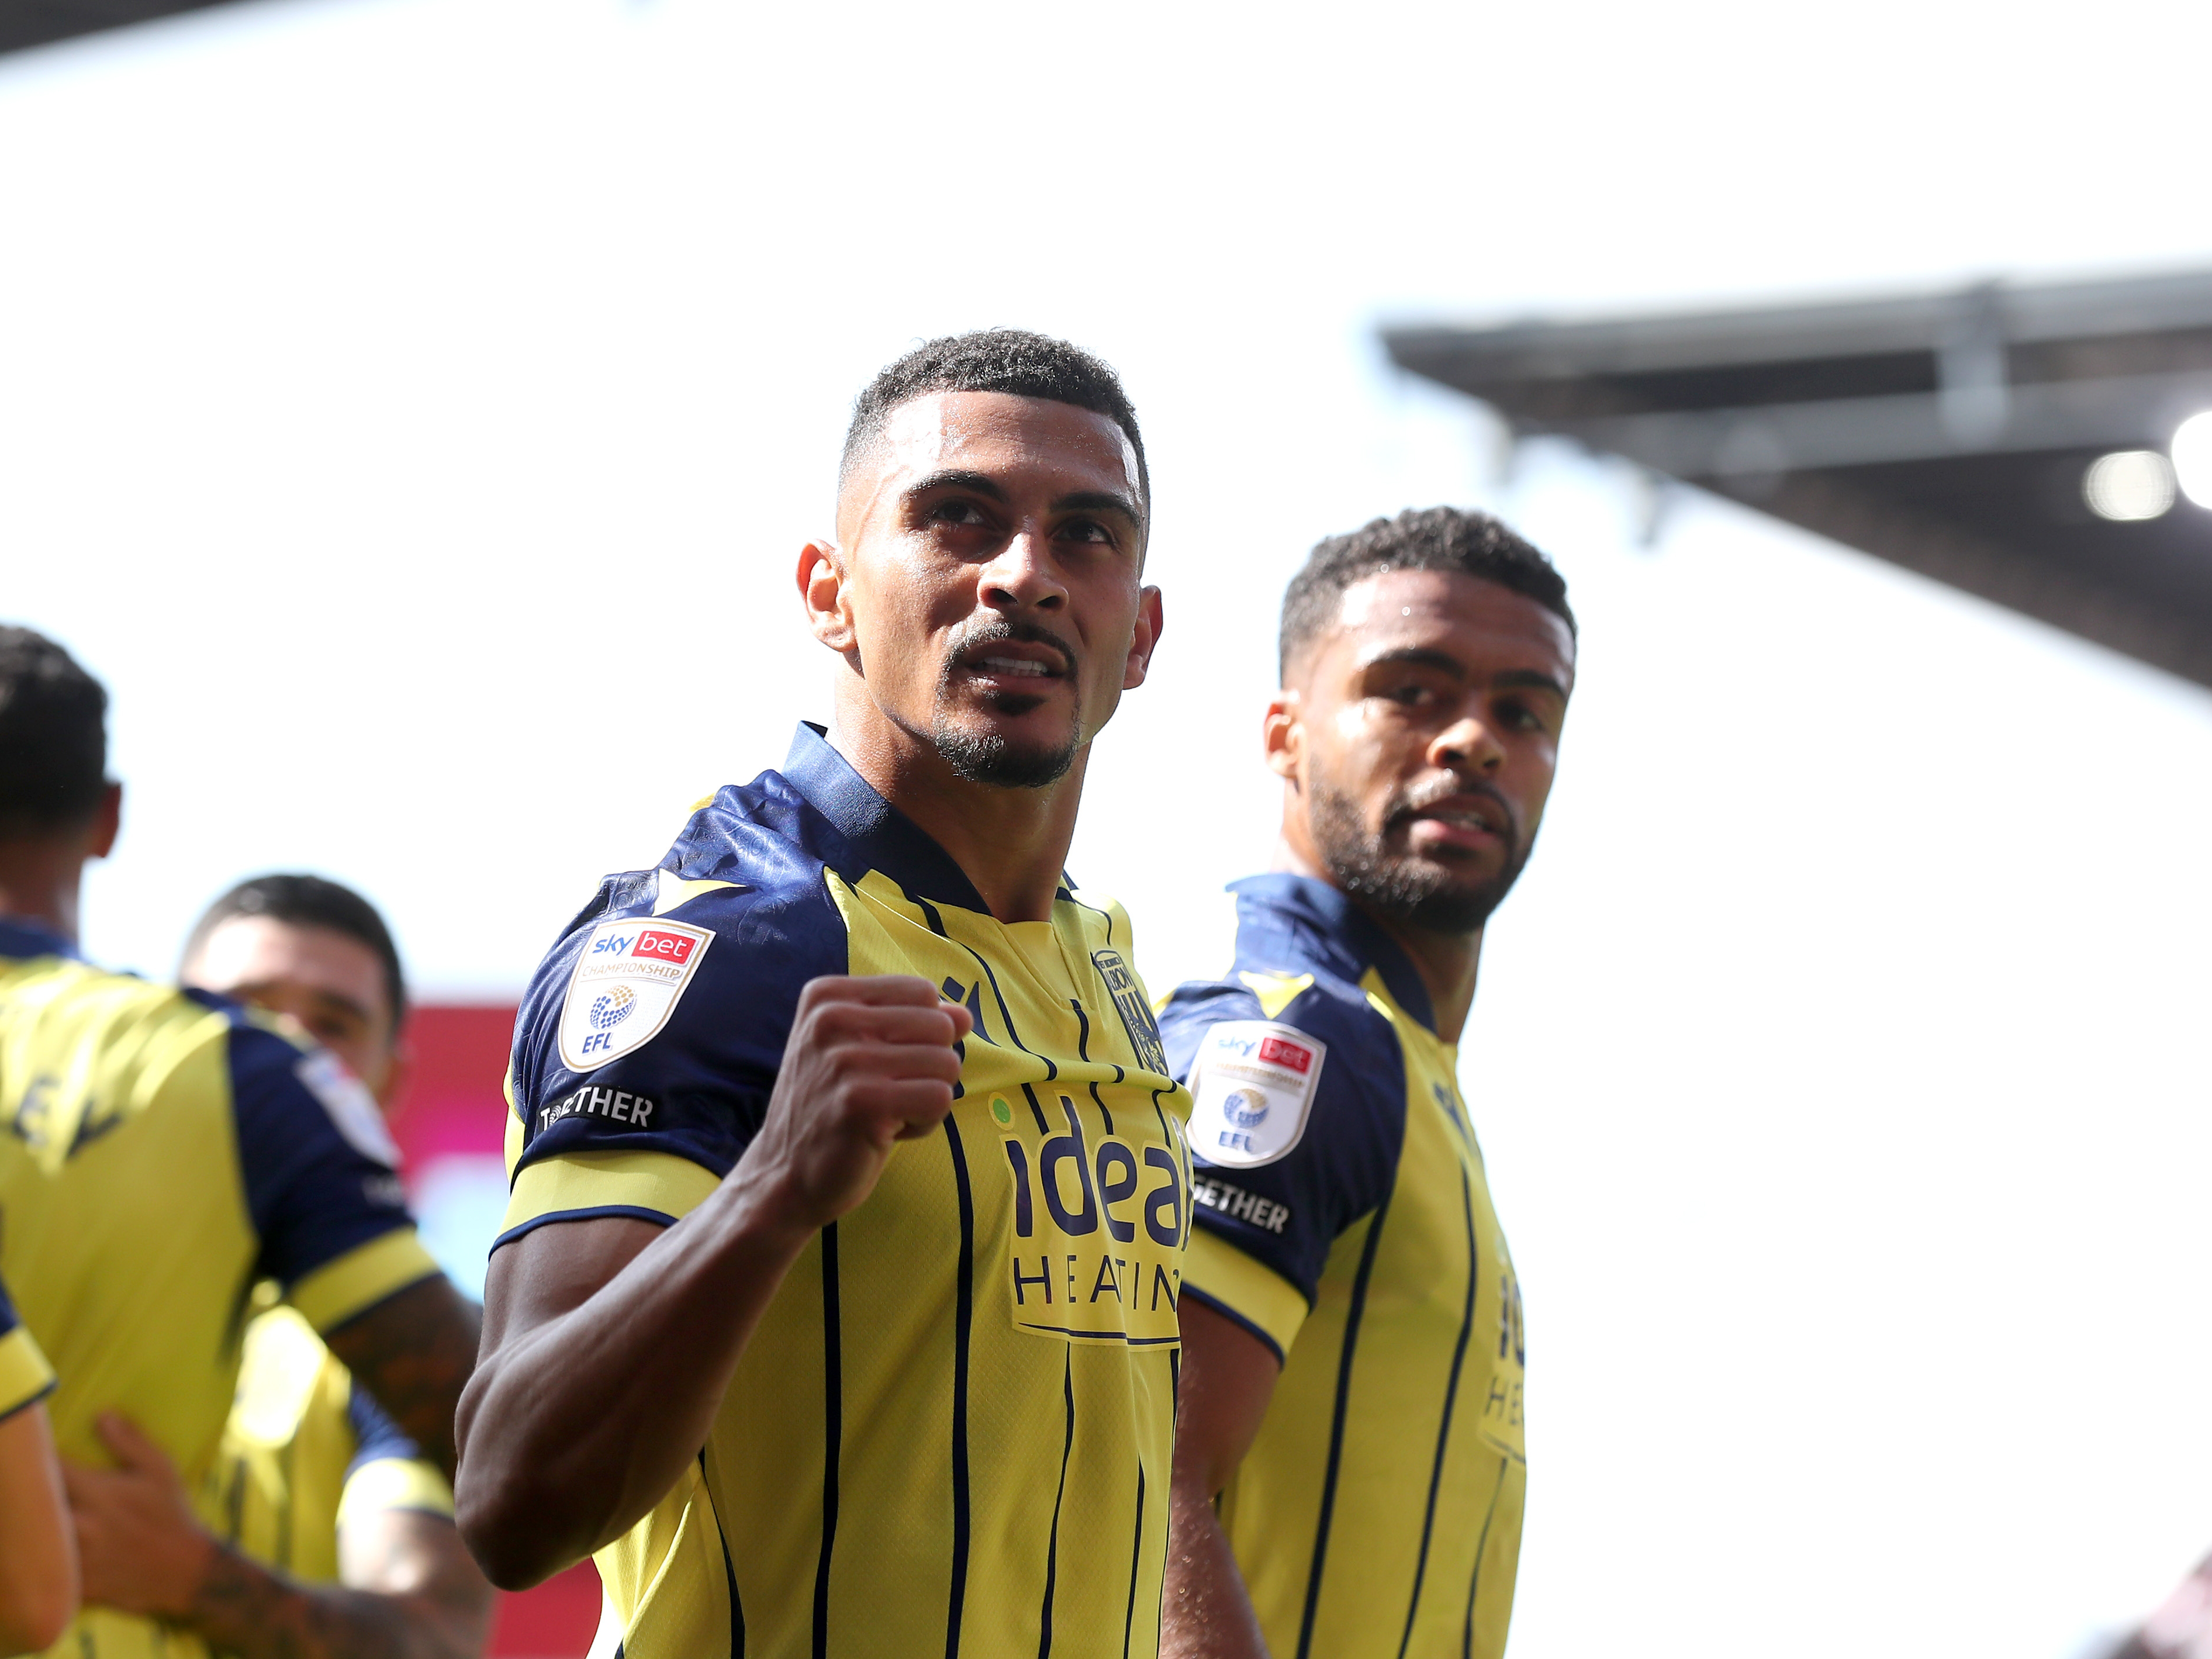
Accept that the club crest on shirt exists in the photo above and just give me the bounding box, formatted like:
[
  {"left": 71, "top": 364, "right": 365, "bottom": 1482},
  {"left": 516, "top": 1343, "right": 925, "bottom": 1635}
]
[
  {"left": 1187, "top": 1019, "right": 1327, "bottom": 1168},
  {"left": 1091, "top": 948, "right": 1170, "bottom": 1075},
  {"left": 557, "top": 917, "right": 713, "bottom": 1072}
]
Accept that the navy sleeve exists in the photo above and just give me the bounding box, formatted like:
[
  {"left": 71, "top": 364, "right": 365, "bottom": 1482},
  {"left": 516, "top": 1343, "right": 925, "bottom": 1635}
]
[
  {"left": 344, "top": 1374, "right": 426, "bottom": 1478},
  {"left": 1158, "top": 977, "right": 1406, "bottom": 1307},
  {"left": 216, "top": 1003, "right": 417, "bottom": 1290},
  {"left": 0, "top": 1267, "right": 18, "bottom": 1338},
  {"left": 507, "top": 869, "right": 848, "bottom": 1187}
]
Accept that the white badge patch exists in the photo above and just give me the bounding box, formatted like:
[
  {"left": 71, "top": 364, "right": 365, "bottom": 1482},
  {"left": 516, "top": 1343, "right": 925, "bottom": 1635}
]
[
  {"left": 1187, "top": 1020, "right": 1327, "bottom": 1169},
  {"left": 295, "top": 1050, "right": 401, "bottom": 1169},
  {"left": 557, "top": 917, "right": 714, "bottom": 1072}
]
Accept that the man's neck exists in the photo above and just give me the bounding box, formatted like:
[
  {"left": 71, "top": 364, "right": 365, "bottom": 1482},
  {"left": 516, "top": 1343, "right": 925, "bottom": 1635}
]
[
  {"left": 1269, "top": 837, "right": 1483, "bottom": 1042},
  {"left": 827, "top": 704, "right": 1086, "bottom": 925},
  {"left": 0, "top": 841, "right": 84, "bottom": 944},
  {"left": 1364, "top": 908, "right": 1482, "bottom": 1045}
]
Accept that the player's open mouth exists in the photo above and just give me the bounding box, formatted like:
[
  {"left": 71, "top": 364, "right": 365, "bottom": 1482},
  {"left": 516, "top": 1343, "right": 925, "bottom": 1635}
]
[
  {"left": 1420, "top": 806, "right": 1502, "bottom": 834},
  {"left": 1396, "top": 792, "right": 1511, "bottom": 852},
  {"left": 953, "top": 638, "right": 1072, "bottom": 683}
]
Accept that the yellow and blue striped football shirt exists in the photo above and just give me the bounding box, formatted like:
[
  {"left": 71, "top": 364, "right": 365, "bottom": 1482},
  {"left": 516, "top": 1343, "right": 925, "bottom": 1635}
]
[
  {"left": 499, "top": 723, "right": 1195, "bottom": 1659},
  {"left": 0, "top": 915, "right": 443, "bottom": 1659},
  {"left": 1158, "top": 877, "right": 1527, "bottom": 1659}
]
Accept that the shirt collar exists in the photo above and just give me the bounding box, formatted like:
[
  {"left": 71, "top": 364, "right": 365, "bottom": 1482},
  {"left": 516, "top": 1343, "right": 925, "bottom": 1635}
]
[
  {"left": 0, "top": 914, "right": 82, "bottom": 964},
  {"left": 1227, "top": 873, "right": 1438, "bottom": 1034},
  {"left": 783, "top": 723, "right": 997, "bottom": 915}
]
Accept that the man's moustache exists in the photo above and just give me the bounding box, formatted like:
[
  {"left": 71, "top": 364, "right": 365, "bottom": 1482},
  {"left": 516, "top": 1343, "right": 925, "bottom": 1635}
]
[{"left": 942, "top": 620, "right": 1077, "bottom": 678}]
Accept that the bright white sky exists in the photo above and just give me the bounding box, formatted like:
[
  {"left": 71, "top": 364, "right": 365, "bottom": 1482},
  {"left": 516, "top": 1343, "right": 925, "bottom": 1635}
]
[{"left": 6, "top": 2, "right": 2212, "bottom": 1654}]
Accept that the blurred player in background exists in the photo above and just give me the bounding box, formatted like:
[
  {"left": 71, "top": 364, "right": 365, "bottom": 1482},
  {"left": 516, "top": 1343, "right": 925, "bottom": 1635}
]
[
  {"left": 184, "top": 876, "right": 414, "bottom": 1104},
  {"left": 457, "top": 330, "right": 1190, "bottom": 1658},
  {"left": 0, "top": 1265, "right": 77, "bottom": 1653},
  {"left": 0, "top": 624, "right": 480, "bottom": 1659},
  {"left": 61, "top": 875, "right": 494, "bottom": 1659},
  {"left": 1156, "top": 510, "right": 1575, "bottom": 1659}
]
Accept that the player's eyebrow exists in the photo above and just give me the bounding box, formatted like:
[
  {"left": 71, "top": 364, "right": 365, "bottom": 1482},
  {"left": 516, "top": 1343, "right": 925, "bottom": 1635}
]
[
  {"left": 229, "top": 977, "right": 375, "bottom": 1029},
  {"left": 1049, "top": 488, "right": 1146, "bottom": 531},
  {"left": 1359, "top": 647, "right": 1467, "bottom": 679},
  {"left": 907, "top": 468, "right": 1010, "bottom": 503},
  {"left": 1358, "top": 650, "right": 1571, "bottom": 703},
  {"left": 908, "top": 472, "right": 1143, "bottom": 530},
  {"left": 308, "top": 987, "right": 377, "bottom": 1028},
  {"left": 1493, "top": 667, "right": 1572, "bottom": 701}
]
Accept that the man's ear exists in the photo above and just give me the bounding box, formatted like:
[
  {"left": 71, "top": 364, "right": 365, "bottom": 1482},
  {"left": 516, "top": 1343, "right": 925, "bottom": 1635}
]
[
  {"left": 1121, "top": 585, "right": 1165, "bottom": 691},
  {"left": 798, "top": 540, "right": 855, "bottom": 654},
  {"left": 1263, "top": 691, "right": 1303, "bottom": 785},
  {"left": 88, "top": 782, "right": 122, "bottom": 860}
]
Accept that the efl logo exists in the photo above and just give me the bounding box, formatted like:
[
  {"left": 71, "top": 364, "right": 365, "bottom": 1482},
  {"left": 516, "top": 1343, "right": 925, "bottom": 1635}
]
[
  {"left": 557, "top": 915, "right": 715, "bottom": 1073},
  {"left": 633, "top": 928, "right": 697, "bottom": 966},
  {"left": 1257, "top": 1035, "right": 1312, "bottom": 1074}
]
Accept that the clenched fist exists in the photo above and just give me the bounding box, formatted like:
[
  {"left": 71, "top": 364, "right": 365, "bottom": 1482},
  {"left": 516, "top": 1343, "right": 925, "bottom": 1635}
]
[{"left": 741, "top": 974, "right": 973, "bottom": 1235}]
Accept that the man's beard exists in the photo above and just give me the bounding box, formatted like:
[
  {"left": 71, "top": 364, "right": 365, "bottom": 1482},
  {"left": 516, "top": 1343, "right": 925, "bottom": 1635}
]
[
  {"left": 930, "top": 618, "right": 1082, "bottom": 790},
  {"left": 1308, "top": 770, "right": 1532, "bottom": 935}
]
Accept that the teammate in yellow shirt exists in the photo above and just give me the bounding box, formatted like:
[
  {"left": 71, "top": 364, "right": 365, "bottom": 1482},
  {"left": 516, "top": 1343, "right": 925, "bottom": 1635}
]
[
  {"left": 0, "top": 625, "right": 481, "bottom": 1659},
  {"left": 1155, "top": 510, "right": 1576, "bottom": 1659},
  {"left": 61, "top": 875, "right": 493, "bottom": 1659},
  {"left": 457, "top": 330, "right": 1193, "bottom": 1658},
  {"left": 0, "top": 1266, "right": 77, "bottom": 1653}
]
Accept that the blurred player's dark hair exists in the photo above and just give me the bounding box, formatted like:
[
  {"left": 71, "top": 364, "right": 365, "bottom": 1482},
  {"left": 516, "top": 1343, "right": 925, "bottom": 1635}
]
[
  {"left": 0, "top": 625, "right": 109, "bottom": 840},
  {"left": 186, "top": 873, "right": 409, "bottom": 1034},
  {"left": 1279, "top": 506, "right": 1575, "bottom": 680},
  {"left": 841, "top": 329, "right": 1149, "bottom": 508}
]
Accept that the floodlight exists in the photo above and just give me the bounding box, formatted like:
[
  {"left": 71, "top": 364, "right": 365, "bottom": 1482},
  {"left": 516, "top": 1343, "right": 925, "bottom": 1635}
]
[
  {"left": 2083, "top": 451, "right": 2176, "bottom": 521},
  {"left": 2173, "top": 411, "right": 2212, "bottom": 509}
]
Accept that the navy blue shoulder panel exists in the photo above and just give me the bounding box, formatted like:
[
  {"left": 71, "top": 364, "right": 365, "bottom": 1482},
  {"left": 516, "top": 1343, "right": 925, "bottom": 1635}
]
[
  {"left": 508, "top": 767, "right": 852, "bottom": 1186},
  {"left": 208, "top": 994, "right": 416, "bottom": 1289},
  {"left": 344, "top": 1371, "right": 428, "bottom": 1480},
  {"left": 1157, "top": 966, "right": 1407, "bottom": 1307},
  {"left": 0, "top": 915, "right": 79, "bottom": 963},
  {"left": 0, "top": 1267, "right": 19, "bottom": 1339}
]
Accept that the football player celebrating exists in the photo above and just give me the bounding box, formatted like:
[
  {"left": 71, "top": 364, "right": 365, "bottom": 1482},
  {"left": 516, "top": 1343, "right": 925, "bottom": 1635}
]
[
  {"left": 457, "top": 331, "right": 1193, "bottom": 1659},
  {"left": 61, "top": 875, "right": 494, "bottom": 1659},
  {"left": 0, "top": 624, "right": 481, "bottom": 1659},
  {"left": 1155, "top": 510, "right": 1575, "bottom": 1659}
]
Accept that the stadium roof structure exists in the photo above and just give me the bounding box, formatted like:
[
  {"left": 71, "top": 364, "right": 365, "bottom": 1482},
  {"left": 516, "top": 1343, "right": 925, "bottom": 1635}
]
[
  {"left": 0, "top": 1, "right": 230, "bottom": 56},
  {"left": 1385, "top": 271, "right": 2212, "bottom": 689}
]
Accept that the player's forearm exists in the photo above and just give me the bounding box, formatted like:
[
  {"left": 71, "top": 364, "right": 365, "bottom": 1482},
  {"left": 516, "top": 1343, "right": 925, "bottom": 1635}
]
[
  {"left": 176, "top": 1543, "right": 484, "bottom": 1659},
  {"left": 455, "top": 1166, "right": 815, "bottom": 1587},
  {"left": 324, "top": 1277, "right": 482, "bottom": 1483},
  {"left": 0, "top": 1406, "right": 79, "bottom": 1653},
  {"left": 1162, "top": 1473, "right": 1271, "bottom": 1659}
]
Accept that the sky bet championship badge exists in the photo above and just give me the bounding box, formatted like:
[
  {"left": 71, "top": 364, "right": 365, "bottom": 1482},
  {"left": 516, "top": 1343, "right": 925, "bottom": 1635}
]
[
  {"left": 1186, "top": 1020, "right": 1328, "bottom": 1168},
  {"left": 557, "top": 916, "right": 714, "bottom": 1072}
]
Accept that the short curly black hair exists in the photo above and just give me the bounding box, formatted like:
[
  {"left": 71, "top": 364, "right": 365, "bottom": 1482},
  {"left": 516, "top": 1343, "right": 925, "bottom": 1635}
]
[
  {"left": 184, "top": 873, "right": 408, "bottom": 1032},
  {"left": 841, "top": 329, "right": 1148, "bottom": 510},
  {"left": 1279, "top": 507, "right": 1574, "bottom": 681},
  {"left": 0, "top": 625, "right": 109, "bottom": 839}
]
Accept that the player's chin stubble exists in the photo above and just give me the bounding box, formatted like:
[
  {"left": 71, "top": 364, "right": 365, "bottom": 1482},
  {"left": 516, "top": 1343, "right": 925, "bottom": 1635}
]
[
  {"left": 1308, "top": 773, "right": 1531, "bottom": 935},
  {"left": 929, "top": 652, "right": 1082, "bottom": 790},
  {"left": 932, "top": 713, "right": 1079, "bottom": 789}
]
